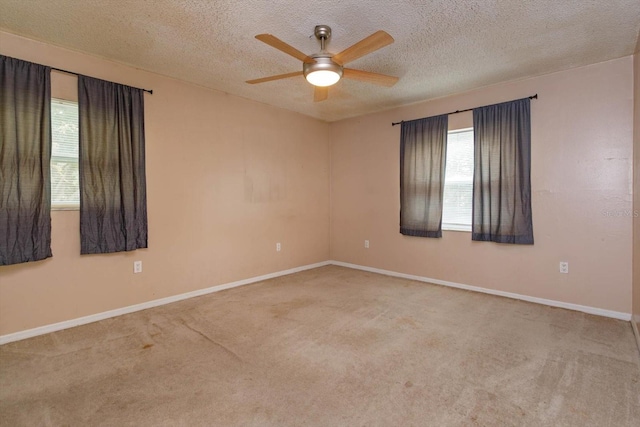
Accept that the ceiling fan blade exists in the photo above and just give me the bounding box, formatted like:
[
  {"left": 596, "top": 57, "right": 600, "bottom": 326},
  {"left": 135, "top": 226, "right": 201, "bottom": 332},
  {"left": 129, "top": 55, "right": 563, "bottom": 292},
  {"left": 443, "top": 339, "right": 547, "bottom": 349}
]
[
  {"left": 343, "top": 68, "right": 399, "bottom": 87},
  {"left": 314, "top": 86, "right": 328, "bottom": 102},
  {"left": 246, "top": 71, "right": 303, "bottom": 84},
  {"left": 333, "top": 30, "right": 394, "bottom": 65},
  {"left": 255, "top": 34, "right": 316, "bottom": 64}
]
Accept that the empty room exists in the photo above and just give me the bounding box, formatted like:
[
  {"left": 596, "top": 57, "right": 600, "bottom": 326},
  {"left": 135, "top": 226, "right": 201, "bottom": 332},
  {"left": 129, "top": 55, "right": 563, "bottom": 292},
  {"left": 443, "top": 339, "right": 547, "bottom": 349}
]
[{"left": 1, "top": 1, "right": 639, "bottom": 425}]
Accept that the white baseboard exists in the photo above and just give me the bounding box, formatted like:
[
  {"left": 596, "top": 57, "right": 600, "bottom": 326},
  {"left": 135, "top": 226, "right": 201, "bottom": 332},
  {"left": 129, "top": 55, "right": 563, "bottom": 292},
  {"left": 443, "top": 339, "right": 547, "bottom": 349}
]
[
  {"left": 0, "top": 261, "right": 331, "bottom": 345},
  {"left": 1, "top": 259, "right": 633, "bottom": 345},
  {"left": 330, "top": 260, "right": 632, "bottom": 321}
]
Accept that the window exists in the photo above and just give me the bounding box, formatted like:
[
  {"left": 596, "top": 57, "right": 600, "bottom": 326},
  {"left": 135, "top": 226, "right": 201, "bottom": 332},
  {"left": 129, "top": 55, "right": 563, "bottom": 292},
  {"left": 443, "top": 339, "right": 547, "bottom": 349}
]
[
  {"left": 442, "top": 128, "right": 474, "bottom": 231},
  {"left": 51, "top": 99, "right": 79, "bottom": 209}
]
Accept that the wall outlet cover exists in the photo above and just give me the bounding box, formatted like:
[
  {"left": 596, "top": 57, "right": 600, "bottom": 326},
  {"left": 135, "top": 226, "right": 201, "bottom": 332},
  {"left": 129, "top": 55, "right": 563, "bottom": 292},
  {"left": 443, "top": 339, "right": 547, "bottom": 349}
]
[{"left": 559, "top": 262, "right": 569, "bottom": 274}]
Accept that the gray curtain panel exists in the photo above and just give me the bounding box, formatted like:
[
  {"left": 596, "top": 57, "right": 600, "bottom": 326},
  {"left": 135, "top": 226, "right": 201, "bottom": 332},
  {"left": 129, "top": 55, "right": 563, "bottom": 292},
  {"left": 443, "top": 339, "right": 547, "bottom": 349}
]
[
  {"left": 400, "top": 114, "right": 448, "bottom": 238},
  {"left": 78, "top": 76, "right": 147, "bottom": 254},
  {"left": 0, "top": 55, "right": 52, "bottom": 265},
  {"left": 472, "top": 98, "right": 533, "bottom": 244}
]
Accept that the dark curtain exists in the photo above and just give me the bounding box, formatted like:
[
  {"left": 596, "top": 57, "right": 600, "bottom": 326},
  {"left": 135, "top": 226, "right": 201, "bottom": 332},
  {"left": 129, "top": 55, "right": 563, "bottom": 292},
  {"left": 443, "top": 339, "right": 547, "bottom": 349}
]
[
  {"left": 472, "top": 98, "right": 533, "bottom": 244},
  {"left": 400, "top": 115, "right": 448, "bottom": 238},
  {"left": 78, "top": 76, "right": 147, "bottom": 254},
  {"left": 0, "top": 55, "right": 52, "bottom": 265}
]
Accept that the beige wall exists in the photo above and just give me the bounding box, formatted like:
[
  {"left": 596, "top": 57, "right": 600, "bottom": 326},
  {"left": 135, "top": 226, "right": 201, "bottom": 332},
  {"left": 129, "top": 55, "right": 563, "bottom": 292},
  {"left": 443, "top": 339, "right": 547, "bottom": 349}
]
[
  {"left": 0, "top": 32, "right": 330, "bottom": 336},
  {"left": 330, "top": 57, "right": 634, "bottom": 314},
  {"left": 633, "top": 50, "right": 640, "bottom": 332},
  {"left": 1, "top": 30, "right": 636, "bottom": 338}
]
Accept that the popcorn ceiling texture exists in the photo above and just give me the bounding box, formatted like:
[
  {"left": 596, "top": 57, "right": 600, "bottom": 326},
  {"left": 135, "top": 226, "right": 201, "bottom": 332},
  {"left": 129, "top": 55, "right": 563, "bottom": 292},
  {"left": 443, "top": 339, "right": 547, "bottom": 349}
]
[{"left": 0, "top": 0, "right": 638, "bottom": 121}]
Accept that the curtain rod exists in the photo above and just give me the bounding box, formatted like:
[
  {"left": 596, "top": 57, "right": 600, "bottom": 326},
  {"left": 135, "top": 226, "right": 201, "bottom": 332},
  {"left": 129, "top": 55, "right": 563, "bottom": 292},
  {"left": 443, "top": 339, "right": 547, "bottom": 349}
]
[
  {"left": 391, "top": 94, "right": 537, "bottom": 126},
  {"left": 51, "top": 67, "right": 153, "bottom": 94}
]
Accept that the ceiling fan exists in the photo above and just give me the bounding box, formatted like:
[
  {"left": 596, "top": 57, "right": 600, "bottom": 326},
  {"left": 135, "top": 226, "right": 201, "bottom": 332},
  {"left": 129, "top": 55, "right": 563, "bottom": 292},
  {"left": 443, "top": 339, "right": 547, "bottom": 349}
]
[{"left": 246, "top": 25, "right": 399, "bottom": 102}]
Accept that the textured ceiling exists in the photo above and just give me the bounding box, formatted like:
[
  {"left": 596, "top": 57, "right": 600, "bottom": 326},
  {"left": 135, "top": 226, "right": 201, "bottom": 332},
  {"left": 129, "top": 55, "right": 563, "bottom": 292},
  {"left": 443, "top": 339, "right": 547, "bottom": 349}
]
[{"left": 1, "top": 0, "right": 639, "bottom": 121}]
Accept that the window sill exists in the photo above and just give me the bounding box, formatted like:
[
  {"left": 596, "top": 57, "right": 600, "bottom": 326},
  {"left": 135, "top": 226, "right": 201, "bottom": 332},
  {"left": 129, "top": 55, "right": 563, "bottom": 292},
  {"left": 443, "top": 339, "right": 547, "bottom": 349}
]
[
  {"left": 443, "top": 225, "right": 471, "bottom": 233},
  {"left": 52, "top": 205, "right": 79, "bottom": 211}
]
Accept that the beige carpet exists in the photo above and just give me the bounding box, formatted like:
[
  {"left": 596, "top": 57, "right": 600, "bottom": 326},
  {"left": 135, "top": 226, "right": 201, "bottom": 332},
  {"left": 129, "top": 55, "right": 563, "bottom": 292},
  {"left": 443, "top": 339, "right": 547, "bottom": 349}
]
[{"left": 1, "top": 265, "right": 639, "bottom": 426}]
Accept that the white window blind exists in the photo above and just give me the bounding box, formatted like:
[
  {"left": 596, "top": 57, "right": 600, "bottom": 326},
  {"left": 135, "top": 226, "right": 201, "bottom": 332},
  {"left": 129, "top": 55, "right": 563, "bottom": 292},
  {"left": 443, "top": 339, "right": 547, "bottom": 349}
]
[
  {"left": 442, "top": 128, "right": 474, "bottom": 231},
  {"left": 51, "top": 99, "right": 79, "bottom": 209}
]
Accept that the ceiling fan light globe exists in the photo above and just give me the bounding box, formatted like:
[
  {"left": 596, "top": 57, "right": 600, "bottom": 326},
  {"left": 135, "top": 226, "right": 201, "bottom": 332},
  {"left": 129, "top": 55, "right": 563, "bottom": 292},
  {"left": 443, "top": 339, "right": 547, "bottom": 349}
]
[{"left": 306, "top": 70, "right": 341, "bottom": 87}]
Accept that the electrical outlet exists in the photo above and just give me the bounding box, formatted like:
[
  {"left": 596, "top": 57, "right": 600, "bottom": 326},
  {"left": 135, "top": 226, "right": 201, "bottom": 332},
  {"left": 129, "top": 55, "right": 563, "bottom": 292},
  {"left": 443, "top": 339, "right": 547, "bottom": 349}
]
[
  {"left": 276, "top": 242, "right": 281, "bottom": 252},
  {"left": 364, "top": 240, "right": 369, "bottom": 249},
  {"left": 134, "top": 261, "right": 142, "bottom": 274},
  {"left": 559, "top": 262, "right": 568, "bottom": 274}
]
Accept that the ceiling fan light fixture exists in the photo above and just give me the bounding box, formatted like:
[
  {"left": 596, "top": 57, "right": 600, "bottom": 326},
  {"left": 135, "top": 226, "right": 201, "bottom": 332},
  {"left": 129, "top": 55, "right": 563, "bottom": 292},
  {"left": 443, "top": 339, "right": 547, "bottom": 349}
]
[
  {"left": 303, "top": 56, "right": 343, "bottom": 87},
  {"left": 305, "top": 69, "right": 341, "bottom": 87}
]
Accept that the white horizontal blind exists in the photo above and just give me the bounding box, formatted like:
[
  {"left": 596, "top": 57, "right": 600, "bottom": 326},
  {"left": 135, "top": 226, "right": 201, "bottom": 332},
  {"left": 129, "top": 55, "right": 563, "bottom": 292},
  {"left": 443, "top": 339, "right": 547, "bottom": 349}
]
[
  {"left": 442, "top": 128, "right": 474, "bottom": 231},
  {"left": 51, "top": 99, "right": 79, "bottom": 209}
]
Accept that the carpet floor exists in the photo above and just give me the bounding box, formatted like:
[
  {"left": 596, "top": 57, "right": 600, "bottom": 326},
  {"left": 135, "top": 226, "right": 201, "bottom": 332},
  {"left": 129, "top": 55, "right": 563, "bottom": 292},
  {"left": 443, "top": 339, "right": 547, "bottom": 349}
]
[{"left": 1, "top": 265, "right": 639, "bottom": 426}]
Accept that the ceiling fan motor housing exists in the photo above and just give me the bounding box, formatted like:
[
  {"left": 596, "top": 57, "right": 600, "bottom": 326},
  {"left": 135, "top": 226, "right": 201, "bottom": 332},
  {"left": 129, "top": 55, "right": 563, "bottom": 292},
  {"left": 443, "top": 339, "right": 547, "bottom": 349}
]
[{"left": 303, "top": 54, "right": 344, "bottom": 84}]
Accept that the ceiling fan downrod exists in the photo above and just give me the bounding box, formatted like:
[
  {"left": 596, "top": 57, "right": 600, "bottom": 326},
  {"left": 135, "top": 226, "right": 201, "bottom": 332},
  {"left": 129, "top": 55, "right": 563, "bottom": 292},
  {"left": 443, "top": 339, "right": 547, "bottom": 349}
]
[{"left": 314, "top": 25, "right": 331, "bottom": 52}]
